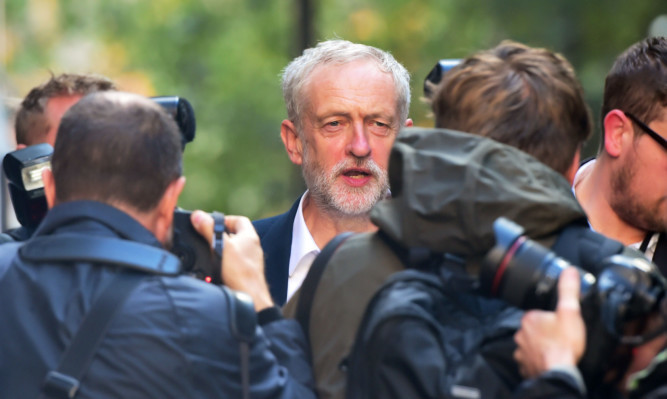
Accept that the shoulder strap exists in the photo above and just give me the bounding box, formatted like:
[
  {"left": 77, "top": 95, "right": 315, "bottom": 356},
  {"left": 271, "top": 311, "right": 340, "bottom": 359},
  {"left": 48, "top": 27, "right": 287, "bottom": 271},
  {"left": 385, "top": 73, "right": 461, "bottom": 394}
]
[
  {"left": 650, "top": 232, "right": 667, "bottom": 277},
  {"left": 295, "top": 232, "right": 354, "bottom": 345},
  {"left": 223, "top": 286, "right": 257, "bottom": 399},
  {"left": 21, "top": 234, "right": 181, "bottom": 275},
  {"left": 345, "top": 269, "right": 440, "bottom": 399},
  {"left": 41, "top": 271, "right": 143, "bottom": 399},
  {"left": 35, "top": 234, "right": 181, "bottom": 398}
]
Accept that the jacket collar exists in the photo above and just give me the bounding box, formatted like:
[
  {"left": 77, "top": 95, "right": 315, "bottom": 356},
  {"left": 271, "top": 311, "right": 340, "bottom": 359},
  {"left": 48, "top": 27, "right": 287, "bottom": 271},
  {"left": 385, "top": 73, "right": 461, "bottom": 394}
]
[{"left": 33, "top": 200, "right": 162, "bottom": 248}]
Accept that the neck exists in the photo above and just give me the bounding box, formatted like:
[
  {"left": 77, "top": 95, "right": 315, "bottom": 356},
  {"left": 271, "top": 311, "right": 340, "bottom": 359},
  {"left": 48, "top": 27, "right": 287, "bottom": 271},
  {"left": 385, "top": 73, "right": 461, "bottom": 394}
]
[
  {"left": 110, "top": 201, "right": 166, "bottom": 243},
  {"left": 575, "top": 159, "right": 647, "bottom": 245},
  {"left": 301, "top": 193, "right": 377, "bottom": 249}
]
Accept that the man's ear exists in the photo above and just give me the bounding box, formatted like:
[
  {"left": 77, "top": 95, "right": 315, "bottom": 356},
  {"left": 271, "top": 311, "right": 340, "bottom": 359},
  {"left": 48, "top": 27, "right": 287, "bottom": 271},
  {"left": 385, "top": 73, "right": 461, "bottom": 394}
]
[
  {"left": 42, "top": 168, "right": 56, "bottom": 209},
  {"left": 280, "top": 119, "right": 303, "bottom": 166},
  {"left": 154, "top": 176, "right": 186, "bottom": 243},
  {"left": 404, "top": 118, "right": 413, "bottom": 127},
  {"left": 603, "top": 110, "right": 633, "bottom": 158}
]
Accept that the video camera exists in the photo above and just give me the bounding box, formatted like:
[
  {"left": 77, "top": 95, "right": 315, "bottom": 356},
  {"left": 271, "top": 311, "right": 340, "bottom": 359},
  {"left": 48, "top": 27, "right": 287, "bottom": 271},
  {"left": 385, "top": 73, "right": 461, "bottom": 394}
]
[
  {"left": 481, "top": 217, "right": 667, "bottom": 389},
  {"left": 2, "top": 96, "right": 224, "bottom": 284}
]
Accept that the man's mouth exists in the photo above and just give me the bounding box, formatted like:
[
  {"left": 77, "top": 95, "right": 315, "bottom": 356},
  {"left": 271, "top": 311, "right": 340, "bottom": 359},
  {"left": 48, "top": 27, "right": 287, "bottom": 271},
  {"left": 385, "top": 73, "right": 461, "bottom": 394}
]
[
  {"left": 343, "top": 169, "right": 371, "bottom": 179},
  {"left": 340, "top": 168, "right": 374, "bottom": 187}
]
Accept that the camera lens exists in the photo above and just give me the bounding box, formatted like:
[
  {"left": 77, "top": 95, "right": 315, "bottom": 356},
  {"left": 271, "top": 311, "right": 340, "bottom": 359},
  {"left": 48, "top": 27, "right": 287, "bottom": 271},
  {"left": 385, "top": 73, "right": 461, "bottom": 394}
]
[{"left": 481, "top": 217, "right": 595, "bottom": 310}]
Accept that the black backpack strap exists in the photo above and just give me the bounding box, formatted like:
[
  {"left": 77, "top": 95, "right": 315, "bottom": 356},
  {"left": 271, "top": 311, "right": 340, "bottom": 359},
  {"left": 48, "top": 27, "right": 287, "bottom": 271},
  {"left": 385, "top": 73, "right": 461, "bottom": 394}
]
[
  {"left": 223, "top": 286, "right": 257, "bottom": 399},
  {"left": 31, "top": 235, "right": 181, "bottom": 399},
  {"left": 20, "top": 234, "right": 181, "bottom": 275},
  {"left": 649, "top": 232, "right": 667, "bottom": 278},
  {"left": 295, "top": 232, "right": 354, "bottom": 345},
  {"left": 41, "top": 271, "right": 143, "bottom": 399}
]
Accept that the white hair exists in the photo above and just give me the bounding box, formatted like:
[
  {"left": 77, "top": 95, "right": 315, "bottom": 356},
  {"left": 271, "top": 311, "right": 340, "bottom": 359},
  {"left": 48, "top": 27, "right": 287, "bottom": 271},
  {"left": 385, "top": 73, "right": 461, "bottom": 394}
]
[{"left": 282, "top": 39, "right": 411, "bottom": 132}]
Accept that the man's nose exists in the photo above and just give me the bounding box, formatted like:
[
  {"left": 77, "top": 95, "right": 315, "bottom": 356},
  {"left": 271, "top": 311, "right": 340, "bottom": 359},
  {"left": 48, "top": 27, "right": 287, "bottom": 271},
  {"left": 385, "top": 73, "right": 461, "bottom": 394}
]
[{"left": 347, "top": 123, "right": 371, "bottom": 158}]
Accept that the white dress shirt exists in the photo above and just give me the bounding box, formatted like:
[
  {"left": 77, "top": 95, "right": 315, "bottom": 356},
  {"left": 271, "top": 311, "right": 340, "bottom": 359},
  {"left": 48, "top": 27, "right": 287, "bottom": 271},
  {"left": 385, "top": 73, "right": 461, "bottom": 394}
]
[{"left": 286, "top": 192, "right": 321, "bottom": 302}]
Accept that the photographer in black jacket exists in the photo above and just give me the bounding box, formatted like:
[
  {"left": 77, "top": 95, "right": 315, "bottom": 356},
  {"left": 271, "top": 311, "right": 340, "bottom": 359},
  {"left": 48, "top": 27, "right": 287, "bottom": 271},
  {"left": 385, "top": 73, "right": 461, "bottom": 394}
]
[{"left": 0, "top": 91, "right": 316, "bottom": 398}]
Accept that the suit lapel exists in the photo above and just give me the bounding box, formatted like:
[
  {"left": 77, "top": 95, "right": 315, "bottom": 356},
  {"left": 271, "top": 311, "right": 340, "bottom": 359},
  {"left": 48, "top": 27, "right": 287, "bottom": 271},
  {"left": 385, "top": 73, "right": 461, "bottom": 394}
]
[{"left": 257, "top": 197, "right": 301, "bottom": 305}]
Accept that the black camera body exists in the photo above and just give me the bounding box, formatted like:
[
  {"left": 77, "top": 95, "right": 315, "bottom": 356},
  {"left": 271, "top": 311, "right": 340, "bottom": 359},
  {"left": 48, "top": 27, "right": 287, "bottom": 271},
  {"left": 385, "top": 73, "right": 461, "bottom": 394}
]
[
  {"left": 171, "top": 209, "right": 223, "bottom": 284},
  {"left": 481, "top": 217, "right": 667, "bottom": 387}
]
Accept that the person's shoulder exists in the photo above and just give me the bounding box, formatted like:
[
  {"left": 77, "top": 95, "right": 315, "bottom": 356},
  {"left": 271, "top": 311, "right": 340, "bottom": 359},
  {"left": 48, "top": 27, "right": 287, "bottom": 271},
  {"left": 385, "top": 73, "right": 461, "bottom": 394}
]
[
  {"left": 253, "top": 213, "right": 286, "bottom": 234},
  {"left": 308, "top": 232, "right": 405, "bottom": 319},
  {"left": 252, "top": 196, "right": 302, "bottom": 237},
  {"left": 2, "top": 226, "right": 32, "bottom": 242},
  {"left": 318, "top": 232, "right": 405, "bottom": 283}
]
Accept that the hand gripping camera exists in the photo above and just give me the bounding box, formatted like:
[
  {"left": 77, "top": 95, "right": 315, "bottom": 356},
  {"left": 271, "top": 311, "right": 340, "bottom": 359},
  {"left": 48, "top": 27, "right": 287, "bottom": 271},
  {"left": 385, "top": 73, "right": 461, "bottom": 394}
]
[
  {"left": 481, "top": 217, "right": 667, "bottom": 388},
  {"left": 2, "top": 96, "right": 223, "bottom": 284}
]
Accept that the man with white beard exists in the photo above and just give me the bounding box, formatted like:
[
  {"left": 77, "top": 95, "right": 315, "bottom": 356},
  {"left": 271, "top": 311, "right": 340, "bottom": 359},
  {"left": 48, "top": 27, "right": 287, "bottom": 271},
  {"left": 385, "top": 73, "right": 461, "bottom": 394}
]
[{"left": 253, "top": 39, "right": 412, "bottom": 306}]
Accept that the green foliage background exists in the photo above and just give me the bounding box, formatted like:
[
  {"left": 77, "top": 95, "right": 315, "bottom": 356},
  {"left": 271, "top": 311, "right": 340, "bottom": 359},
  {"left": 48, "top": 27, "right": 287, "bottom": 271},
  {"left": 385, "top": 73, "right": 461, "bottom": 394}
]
[{"left": 2, "top": 0, "right": 664, "bottom": 219}]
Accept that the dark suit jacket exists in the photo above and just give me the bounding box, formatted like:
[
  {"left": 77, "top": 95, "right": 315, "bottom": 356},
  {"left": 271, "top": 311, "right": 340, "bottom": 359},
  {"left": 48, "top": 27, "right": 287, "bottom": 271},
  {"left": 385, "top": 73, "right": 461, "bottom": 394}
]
[{"left": 253, "top": 197, "right": 301, "bottom": 306}]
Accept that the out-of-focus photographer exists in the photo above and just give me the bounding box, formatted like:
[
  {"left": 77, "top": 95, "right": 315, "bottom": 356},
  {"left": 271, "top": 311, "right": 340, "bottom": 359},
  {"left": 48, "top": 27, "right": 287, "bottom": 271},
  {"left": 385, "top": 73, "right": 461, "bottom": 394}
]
[
  {"left": 2, "top": 73, "right": 115, "bottom": 240},
  {"left": 0, "top": 91, "right": 315, "bottom": 398},
  {"left": 14, "top": 73, "right": 116, "bottom": 149}
]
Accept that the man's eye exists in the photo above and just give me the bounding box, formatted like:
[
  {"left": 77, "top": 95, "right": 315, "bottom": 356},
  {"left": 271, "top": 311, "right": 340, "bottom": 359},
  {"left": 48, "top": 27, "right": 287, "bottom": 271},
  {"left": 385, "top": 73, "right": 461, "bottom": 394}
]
[
  {"left": 371, "top": 121, "right": 391, "bottom": 131},
  {"left": 327, "top": 121, "right": 340, "bottom": 127}
]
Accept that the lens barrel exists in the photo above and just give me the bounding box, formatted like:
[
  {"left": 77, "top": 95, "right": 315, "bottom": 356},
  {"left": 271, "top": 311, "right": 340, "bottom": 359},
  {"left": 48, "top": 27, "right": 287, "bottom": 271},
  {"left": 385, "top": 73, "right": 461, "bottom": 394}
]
[{"left": 481, "top": 217, "right": 595, "bottom": 310}]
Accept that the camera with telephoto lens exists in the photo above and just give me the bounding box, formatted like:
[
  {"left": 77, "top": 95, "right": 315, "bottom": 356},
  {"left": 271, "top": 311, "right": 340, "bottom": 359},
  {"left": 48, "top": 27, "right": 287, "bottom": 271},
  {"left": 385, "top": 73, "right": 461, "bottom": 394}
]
[
  {"left": 481, "top": 217, "right": 667, "bottom": 388},
  {"left": 2, "top": 96, "right": 223, "bottom": 284}
]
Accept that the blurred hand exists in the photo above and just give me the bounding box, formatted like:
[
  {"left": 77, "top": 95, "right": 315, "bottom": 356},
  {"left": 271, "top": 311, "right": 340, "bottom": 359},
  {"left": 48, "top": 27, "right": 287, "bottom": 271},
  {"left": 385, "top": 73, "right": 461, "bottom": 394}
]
[
  {"left": 622, "top": 314, "right": 667, "bottom": 392},
  {"left": 191, "top": 210, "right": 273, "bottom": 312},
  {"left": 514, "top": 267, "right": 586, "bottom": 378}
]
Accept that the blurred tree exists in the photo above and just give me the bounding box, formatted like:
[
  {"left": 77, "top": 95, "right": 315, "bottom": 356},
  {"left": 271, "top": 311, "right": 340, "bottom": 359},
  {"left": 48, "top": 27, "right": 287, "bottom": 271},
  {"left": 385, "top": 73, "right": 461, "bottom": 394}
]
[{"left": 1, "top": 0, "right": 664, "bottom": 219}]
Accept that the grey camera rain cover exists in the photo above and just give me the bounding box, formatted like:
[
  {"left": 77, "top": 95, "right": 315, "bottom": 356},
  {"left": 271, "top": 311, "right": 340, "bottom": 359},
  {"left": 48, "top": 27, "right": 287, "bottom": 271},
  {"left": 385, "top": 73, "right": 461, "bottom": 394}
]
[{"left": 370, "top": 127, "right": 588, "bottom": 271}]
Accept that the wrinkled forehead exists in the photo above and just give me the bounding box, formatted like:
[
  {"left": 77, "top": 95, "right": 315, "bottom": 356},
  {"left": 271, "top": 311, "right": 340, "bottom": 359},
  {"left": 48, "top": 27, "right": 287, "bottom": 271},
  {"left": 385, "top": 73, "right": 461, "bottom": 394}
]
[{"left": 299, "top": 60, "right": 400, "bottom": 113}]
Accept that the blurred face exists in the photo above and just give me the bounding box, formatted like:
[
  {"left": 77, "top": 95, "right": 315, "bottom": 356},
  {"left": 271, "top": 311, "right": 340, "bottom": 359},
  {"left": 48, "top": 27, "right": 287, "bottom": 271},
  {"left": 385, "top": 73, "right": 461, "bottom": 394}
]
[
  {"left": 610, "top": 113, "right": 667, "bottom": 233},
  {"left": 295, "top": 60, "right": 407, "bottom": 216},
  {"left": 44, "top": 95, "right": 83, "bottom": 146}
]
